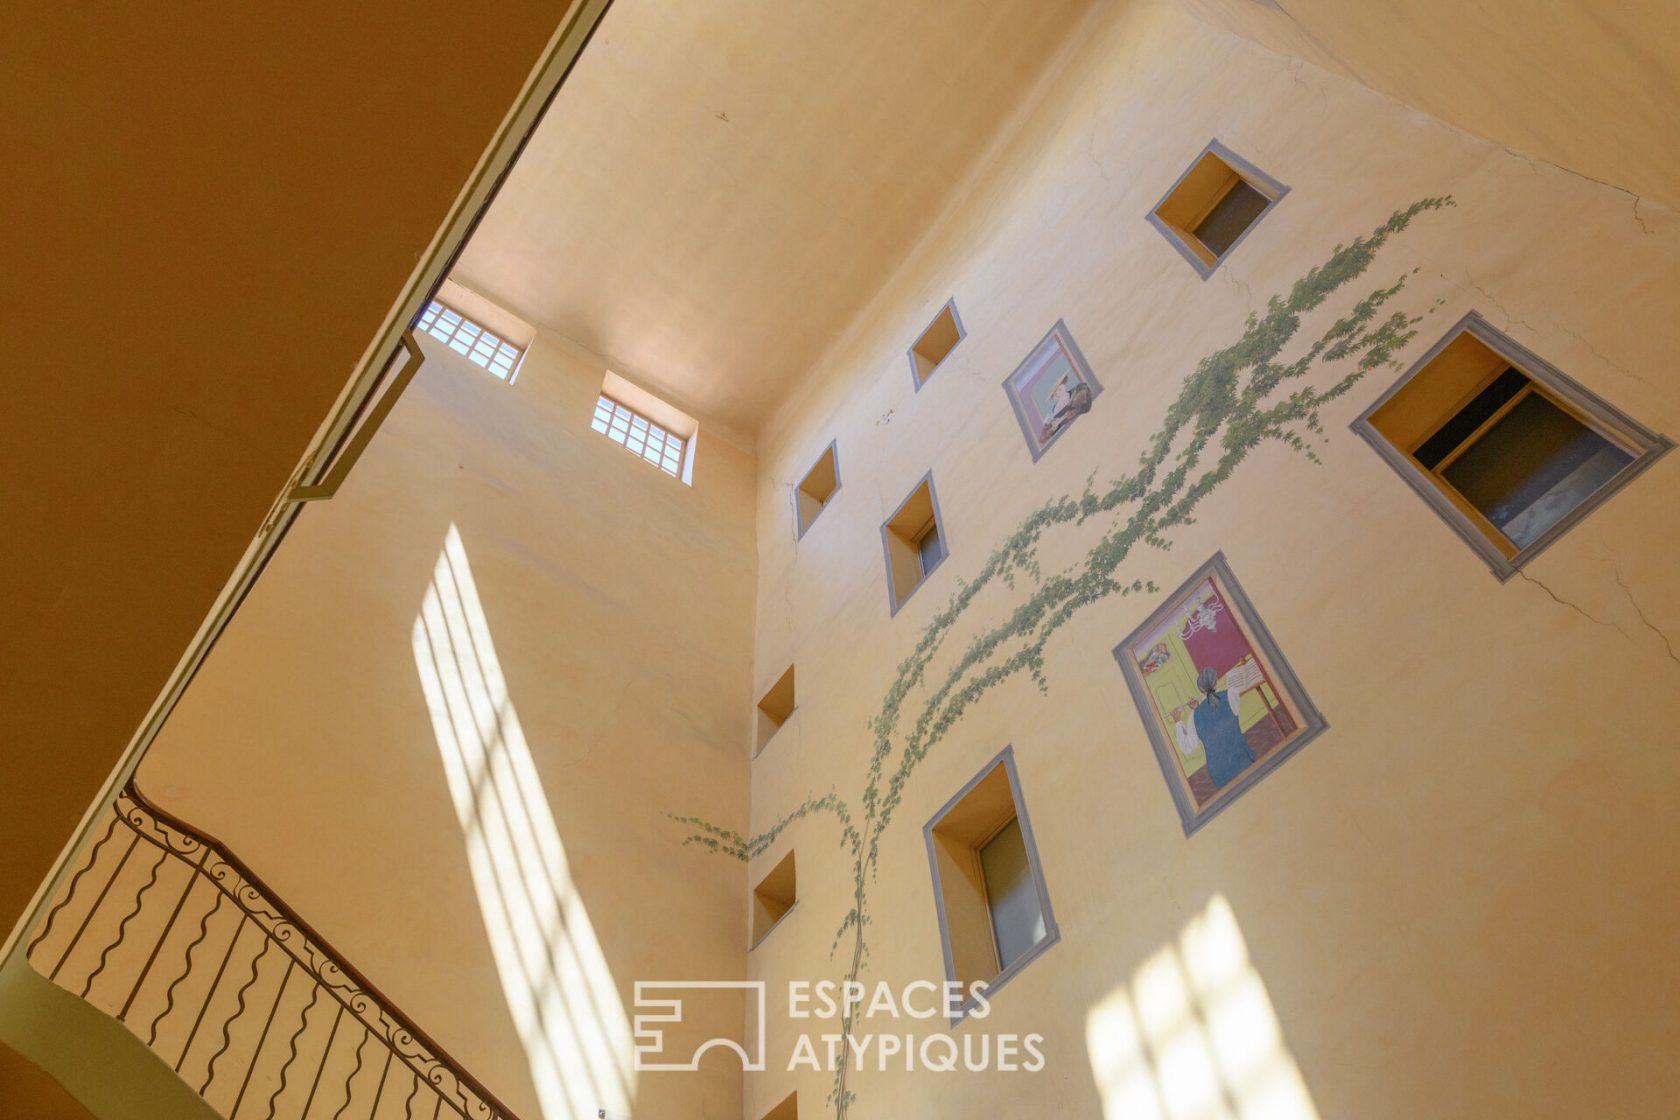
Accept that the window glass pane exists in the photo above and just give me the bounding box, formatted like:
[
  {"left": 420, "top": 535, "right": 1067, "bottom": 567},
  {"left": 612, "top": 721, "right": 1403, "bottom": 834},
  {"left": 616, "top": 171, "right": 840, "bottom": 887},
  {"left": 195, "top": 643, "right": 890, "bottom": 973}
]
[
  {"left": 979, "top": 818, "right": 1046, "bottom": 971},
  {"left": 917, "top": 522, "right": 944, "bottom": 575},
  {"left": 590, "top": 393, "right": 692, "bottom": 482},
  {"left": 1442, "top": 391, "right": 1633, "bottom": 548},
  {"left": 419, "top": 304, "right": 523, "bottom": 380},
  {"left": 1415, "top": 367, "right": 1528, "bottom": 469},
  {"left": 1193, "top": 179, "right": 1269, "bottom": 258}
]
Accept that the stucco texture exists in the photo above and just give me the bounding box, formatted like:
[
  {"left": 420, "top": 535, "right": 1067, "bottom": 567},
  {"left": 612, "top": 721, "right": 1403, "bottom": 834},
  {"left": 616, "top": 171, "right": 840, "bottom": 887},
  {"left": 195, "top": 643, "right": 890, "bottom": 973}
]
[
  {"left": 139, "top": 331, "right": 759, "bottom": 1120},
  {"left": 737, "top": 3, "right": 1680, "bottom": 1118}
]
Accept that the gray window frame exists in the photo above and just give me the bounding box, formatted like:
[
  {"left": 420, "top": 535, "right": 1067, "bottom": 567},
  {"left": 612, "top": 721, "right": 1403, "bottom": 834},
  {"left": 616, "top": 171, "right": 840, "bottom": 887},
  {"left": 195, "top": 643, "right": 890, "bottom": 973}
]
[
  {"left": 1351, "top": 310, "right": 1672, "bottom": 581},
  {"left": 881, "top": 471, "right": 950, "bottom": 617},
  {"left": 1146, "top": 139, "right": 1289, "bottom": 280},
  {"left": 906, "top": 297, "right": 967, "bottom": 392},
  {"left": 923, "top": 745, "right": 1060, "bottom": 1025},
  {"left": 792, "top": 438, "right": 842, "bottom": 541}
]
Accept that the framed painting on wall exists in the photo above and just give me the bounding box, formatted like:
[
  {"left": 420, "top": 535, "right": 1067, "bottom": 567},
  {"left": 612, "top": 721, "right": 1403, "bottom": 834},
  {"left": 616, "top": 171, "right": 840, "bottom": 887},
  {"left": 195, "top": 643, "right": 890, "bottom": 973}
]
[
  {"left": 1001, "top": 320, "right": 1103, "bottom": 461},
  {"left": 1112, "top": 552, "right": 1326, "bottom": 835}
]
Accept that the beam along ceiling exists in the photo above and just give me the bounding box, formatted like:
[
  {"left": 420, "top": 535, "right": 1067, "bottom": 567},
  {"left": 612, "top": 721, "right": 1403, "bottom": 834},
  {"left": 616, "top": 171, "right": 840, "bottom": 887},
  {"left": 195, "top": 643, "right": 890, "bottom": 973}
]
[{"left": 452, "top": 0, "right": 1091, "bottom": 438}]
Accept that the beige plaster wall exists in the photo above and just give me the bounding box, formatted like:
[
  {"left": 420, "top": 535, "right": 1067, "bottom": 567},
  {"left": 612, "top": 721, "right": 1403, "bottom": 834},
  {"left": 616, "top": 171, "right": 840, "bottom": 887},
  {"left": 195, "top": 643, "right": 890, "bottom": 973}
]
[
  {"left": 138, "top": 329, "right": 758, "bottom": 1119},
  {"left": 1181, "top": 0, "right": 1680, "bottom": 214},
  {"left": 0, "top": 0, "right": 578, "bottom": 942},
  {"left": 740, "top": 3, "right": 1680, "bottom": 1117}
]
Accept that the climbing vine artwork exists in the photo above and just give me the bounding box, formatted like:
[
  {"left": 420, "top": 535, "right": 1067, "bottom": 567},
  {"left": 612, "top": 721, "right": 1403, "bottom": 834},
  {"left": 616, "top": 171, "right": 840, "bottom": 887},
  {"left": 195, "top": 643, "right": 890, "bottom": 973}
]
[{"left": 672, "top": 198, "right": 1453, "bottom": 1117}]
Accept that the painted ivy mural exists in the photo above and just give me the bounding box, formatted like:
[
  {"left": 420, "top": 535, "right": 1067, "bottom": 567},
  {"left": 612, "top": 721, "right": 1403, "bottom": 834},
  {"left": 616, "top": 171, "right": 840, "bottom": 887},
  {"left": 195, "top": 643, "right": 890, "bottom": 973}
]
[{"left": 672, "top": 198, "right": 1453, "bottom": 1117}]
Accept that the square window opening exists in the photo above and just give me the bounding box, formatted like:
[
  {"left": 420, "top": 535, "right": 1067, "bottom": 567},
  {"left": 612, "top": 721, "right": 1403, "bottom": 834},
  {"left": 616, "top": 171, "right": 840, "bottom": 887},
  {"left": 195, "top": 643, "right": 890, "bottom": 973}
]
[
  {"left": 417, "top": 300, "right": 527, "bottom": 382},
  {"left": 751, "top": 850, "right": 797, "bottom": 949},
  {"left": 794, "top": 442, "right": 842, "bottom": 538},
  {"left": 755, "top": 664, "right": 796, "bottom": 756},
  {"left": 1148, "top": 141, "right": 1287, "bottom": 279},
  {"left": 1356, "top": 313, "right": 1670, "bottom": 579},
  {"left": 590, "top": 370, "right": 699, "bottom": 485},
  {"left": 882, "top": 474, "right": 948, "bottom": 615},
  {"left": 924, "top": 749, "right": 1056, "bottom": 1020},
  {"left": 907, "top": 299, "right": 966, "bottom": 390}
]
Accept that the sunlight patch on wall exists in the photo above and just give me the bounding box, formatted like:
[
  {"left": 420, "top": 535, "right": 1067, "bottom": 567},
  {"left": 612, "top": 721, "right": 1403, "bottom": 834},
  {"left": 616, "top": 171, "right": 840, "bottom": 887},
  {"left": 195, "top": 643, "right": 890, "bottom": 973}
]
[
  {"left": 413, "top": 524, "right": 635, "bottom": 1119},
  {"left": 1086, "top": 895, "right": 1318, "bottom": 1120}
]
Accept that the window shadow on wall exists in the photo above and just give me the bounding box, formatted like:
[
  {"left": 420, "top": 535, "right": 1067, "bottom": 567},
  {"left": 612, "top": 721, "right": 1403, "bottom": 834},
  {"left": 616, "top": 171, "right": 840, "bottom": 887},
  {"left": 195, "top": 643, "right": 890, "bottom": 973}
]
[
  {"left": 1086, "top": 895, "right": 1318, "bottom": 1120},
  {"left": 412, "top": 524, "right": 636, "bottom": 1119}
]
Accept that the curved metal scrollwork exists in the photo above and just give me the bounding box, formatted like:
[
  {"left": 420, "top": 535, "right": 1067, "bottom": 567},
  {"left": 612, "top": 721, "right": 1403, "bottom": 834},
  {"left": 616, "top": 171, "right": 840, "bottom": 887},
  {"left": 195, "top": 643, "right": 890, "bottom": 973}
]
[{"left": 26, "top": 780, "right": 517, "bottom": 1120}]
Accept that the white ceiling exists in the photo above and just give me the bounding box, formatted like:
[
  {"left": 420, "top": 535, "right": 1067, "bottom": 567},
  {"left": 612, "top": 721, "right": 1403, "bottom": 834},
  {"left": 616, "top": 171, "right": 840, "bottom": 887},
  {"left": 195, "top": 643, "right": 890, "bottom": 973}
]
[{"left": 453, "top": 0, "right": 1091, "bottom": 439}]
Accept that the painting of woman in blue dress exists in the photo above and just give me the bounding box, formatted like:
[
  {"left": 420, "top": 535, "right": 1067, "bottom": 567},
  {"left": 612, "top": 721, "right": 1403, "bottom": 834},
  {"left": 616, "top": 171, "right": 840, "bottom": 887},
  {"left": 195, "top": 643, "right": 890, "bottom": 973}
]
[
  {"left": 1191, "top": 665, "right": 1256, "bottom": 788},
  {"left": 1114, "top": 552, "right": 1328, "bottom": 835}
]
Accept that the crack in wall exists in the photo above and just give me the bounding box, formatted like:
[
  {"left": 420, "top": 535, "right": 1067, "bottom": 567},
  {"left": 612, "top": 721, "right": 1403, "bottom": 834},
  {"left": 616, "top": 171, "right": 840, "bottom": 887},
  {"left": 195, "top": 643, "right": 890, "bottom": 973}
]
[
  {"left": 1516, "top": 570, "right": 1639, "bottom": 649},
  {"left": 1517, "top": 568, "right": 1680, "bottom": 678},
  {"left": 1609, "top": 564, "right": 1680, "bottom": 670}
]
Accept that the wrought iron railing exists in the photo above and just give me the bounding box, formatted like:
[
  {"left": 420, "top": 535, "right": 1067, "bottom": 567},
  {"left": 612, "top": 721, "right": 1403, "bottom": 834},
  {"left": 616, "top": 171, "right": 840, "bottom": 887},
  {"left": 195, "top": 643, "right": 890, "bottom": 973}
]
[{"left": 26, "top": 780, "right": 520, "bottom": 1120}]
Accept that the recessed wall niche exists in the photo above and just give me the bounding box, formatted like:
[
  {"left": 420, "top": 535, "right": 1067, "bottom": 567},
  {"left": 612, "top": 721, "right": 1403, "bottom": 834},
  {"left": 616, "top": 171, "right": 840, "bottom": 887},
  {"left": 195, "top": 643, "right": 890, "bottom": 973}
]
[
  {"left": 793, "top": 441, "right": 840, "bottom": 539},
  {"left": 751, "top": 849, "right": 797, "bottom": 948},
  {"left": 755, "top": 664, "right": 797, "bottom": 756},
  {"left": 1148, "top": 140, "right": 1288, "bottom": 278},
  {"left": 881, "top": 473, "right": 948, "bottom": 615},
  {"left": 924, "top": 747, "right": 1057, "bottom": 1021},
  {"left": 907, "top": 298, "right": 966, "bottom": 390},
  {"left": 1353, "top": 311, "right": 1671, "bottom": 580}
]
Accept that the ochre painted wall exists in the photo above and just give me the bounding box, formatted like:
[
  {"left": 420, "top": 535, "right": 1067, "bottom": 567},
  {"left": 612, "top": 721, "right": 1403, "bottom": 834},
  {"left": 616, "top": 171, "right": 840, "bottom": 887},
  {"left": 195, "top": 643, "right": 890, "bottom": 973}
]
[
  {"left": 735, "top": 3, "right": 1680, "bottom": 1117},
  {"left": 138, "top": 331, "right": 758, "bottom": 1119},
  {"left": 1181, "top": 0, "right": 1680, "bottom": 214},
  {"left": 0, "top": 1, "right": 580, "bottom": 940}
]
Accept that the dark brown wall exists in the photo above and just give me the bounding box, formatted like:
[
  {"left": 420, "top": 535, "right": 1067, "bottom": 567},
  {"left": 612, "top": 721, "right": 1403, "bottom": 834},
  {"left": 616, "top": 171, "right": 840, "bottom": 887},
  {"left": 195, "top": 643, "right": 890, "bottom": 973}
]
[
  {"left": 0, "top": 2, "right": 576, "bottom": 937},
  {"left": 0, "top": 1041, "right": 93, "bottom": 1120}
]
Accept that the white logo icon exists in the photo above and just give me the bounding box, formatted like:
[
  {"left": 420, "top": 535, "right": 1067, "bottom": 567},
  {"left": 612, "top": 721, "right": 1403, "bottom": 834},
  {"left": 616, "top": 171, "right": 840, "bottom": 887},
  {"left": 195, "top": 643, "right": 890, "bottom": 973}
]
[{"left": 633, "top": 981, "right": 767, "bottom": 1071}]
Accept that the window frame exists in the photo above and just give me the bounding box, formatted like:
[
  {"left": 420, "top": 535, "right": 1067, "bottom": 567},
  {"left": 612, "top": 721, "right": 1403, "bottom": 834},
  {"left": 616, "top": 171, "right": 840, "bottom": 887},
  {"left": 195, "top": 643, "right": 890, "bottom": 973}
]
[
  {"left": 590, "top": 393, "right": 690, "bottom": 480},
  {"left": 750, "top": 848, "right": 799, "bottom": 951},
  {"left": 880, "top": 472, "right": 949, "bottom": 616},
  {"left": 754, "top": 664, "right": 797, "bottom": 758},
  {"left": 907, "top": 297, "right": 967, "bottom": 392},
  {"left": 1146, "top": 139, "right": 1289, "bottom": 280},
  {"left": 792, "top": 439, "right": 842, "bottom": 540},
  {"left": 922, "top": 746, "right": 1060, "bottom": 1025},
  {"left": 416, "top": 300, "right": 525, "bottom": 382},
  {"left": 1352, "top": 311, "right": 1671, "bottom": 581}
]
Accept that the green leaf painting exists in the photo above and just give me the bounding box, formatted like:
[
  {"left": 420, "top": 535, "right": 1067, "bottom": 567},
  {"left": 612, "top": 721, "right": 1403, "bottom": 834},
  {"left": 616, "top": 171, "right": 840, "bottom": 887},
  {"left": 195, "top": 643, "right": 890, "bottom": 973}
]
[{"left": 674, "top": 198, "right": 1453, "bottom": 1117}]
